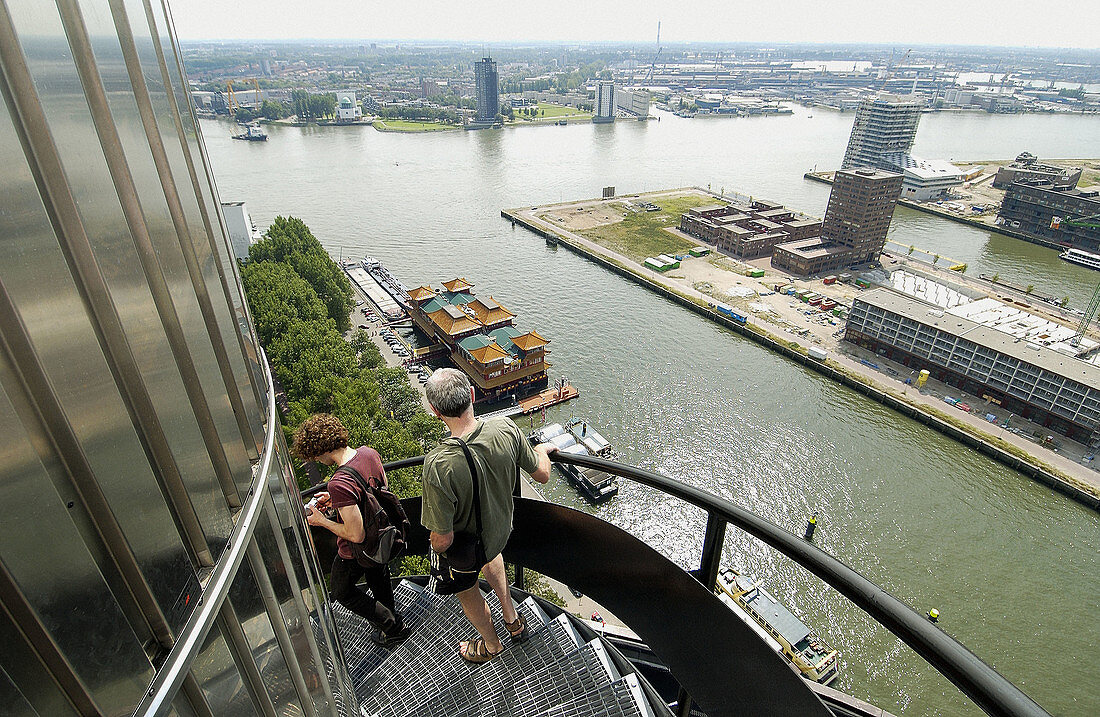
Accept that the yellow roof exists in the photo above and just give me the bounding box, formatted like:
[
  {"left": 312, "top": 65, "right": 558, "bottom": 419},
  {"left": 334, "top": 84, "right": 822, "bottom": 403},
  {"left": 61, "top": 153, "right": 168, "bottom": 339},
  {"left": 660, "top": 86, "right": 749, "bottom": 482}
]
[
  {"left": 511, "top": 330, "right": 549, "bottom": 351},
  {"left": 408, "top": 285, "right": 436, "bottom": 301},
  {"left": 441, "top": 277, "right": 474, "bottom": 292},
  {"left": 468, "top": 296, "right": 515, "bottom": 325},
  {"left": 467, "top": 341, "right": 511, "bottom": 364},
  {"left": 427, "top": 305, "right": 482, "bottom": 336}
]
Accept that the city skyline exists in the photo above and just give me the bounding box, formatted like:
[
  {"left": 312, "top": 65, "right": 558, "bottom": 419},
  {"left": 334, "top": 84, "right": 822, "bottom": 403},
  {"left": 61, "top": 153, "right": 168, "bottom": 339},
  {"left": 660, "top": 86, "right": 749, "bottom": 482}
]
[{"left": 170, "top": 0, "right": 1100, "bottom": 49}]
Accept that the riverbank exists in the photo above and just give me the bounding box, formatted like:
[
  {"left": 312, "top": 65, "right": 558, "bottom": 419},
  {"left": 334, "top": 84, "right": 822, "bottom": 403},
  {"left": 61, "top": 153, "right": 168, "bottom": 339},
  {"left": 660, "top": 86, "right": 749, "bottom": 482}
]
[{"left": 503, "top": 193, "right": 1100, "bottom": 510}]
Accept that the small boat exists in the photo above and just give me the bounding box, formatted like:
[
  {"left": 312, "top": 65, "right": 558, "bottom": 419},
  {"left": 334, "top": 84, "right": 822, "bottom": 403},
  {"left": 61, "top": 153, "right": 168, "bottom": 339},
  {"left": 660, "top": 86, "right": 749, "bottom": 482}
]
[
  {"left": 715, "top": 567, "right": 839, "bottom": 685},
  {"left": 1059, "top": 247, "right": 1100, "bottom": 271},
  {"left": 530, "top": 423, "right": 618, "bottom": 504},
  {"left": 232, "top": 124, "right": 268, "bottom": 141}
]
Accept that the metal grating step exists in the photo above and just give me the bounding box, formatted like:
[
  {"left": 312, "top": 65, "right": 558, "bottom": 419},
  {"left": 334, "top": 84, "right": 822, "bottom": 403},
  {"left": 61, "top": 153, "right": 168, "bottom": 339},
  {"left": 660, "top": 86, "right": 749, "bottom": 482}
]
[
  {"left": 529, "top": 673, "right": 656, "bottom": 717},
  {"left": 381, "top": 612, "right": 584, "bottom": 717},
  {"left": 357, "top": 589, "right": 484, "bottom": 707},
  {"left": 501, "top": 639, "right": 620, "bottom": 717},
  {"left": 360, "top": 593, "right": 552, "bottom": 716},
  {"left": 333, "top": 580, "right": 441, "bottom": 686}
]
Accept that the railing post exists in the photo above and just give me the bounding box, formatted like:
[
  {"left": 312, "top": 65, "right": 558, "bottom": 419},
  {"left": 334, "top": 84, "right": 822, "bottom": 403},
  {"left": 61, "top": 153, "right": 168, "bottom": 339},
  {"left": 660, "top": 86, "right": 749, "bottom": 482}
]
[
  {"left": 512, "top": 475, "right": 525, "bottom": 591},
  {"left": 675, "top": 688, "right": 693, "bottom": 717},
  {"left": 697, "top": 512, "right": 727, "bottom": 592}
]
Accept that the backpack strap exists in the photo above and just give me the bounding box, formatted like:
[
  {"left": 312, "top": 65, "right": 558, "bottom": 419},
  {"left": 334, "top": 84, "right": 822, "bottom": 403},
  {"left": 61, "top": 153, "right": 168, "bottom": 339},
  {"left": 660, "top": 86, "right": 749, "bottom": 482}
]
[
  {"left": 452, "top": 438, "right": 483, "bottom": 540},
  {"left": 333, "top": 464, "right": 376, "bottom": 513}
]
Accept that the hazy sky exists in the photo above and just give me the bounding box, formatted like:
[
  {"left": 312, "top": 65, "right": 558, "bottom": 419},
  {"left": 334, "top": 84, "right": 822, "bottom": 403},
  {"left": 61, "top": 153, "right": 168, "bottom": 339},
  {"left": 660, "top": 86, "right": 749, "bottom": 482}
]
[{"left": 170, "top": 0, "right": 1100, "bottom": 49}]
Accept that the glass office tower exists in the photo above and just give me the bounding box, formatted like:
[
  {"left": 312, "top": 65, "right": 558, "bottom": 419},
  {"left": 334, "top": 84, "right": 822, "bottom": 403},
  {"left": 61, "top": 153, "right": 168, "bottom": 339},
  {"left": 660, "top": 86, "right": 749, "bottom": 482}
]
[{"left": 0, "top": 0, "right": 356, "bottom": 714}]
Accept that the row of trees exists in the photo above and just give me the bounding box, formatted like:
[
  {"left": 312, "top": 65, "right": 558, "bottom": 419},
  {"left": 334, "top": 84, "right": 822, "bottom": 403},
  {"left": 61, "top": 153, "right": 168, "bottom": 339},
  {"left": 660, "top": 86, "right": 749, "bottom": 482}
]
[
  {"left": 291, "top": 89, "right": 338, "bottom": 120},
  {"left": 240, "top": 216, "right": 444, "bottom": 499},
  {"left": 376, "top": 104, "right": 462, "bottom": 124}
]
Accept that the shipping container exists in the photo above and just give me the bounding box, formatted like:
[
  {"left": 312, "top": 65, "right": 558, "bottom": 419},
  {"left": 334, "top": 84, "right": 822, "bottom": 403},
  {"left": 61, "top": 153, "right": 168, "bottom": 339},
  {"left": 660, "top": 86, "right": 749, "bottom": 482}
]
[
  {"left": 689, "top": 246, "right": 710, "bottom": 257},
  {"left": 808, "top": 346, "right": 828, "bottom": 361},
  {"left": 823, "top": 275, "right": 837, "bottom": 285}
]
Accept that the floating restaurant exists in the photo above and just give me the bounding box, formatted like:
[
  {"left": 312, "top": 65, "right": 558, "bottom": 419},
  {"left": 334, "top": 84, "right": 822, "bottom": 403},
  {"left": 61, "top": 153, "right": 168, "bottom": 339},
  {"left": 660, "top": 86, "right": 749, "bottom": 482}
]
[{"left": 408, "top": 278, "right": 551, "bottom": 404}]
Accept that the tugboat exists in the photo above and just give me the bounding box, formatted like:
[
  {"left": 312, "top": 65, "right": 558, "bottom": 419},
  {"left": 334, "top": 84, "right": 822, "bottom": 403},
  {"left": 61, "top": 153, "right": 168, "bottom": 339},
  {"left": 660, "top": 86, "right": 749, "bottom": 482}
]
[
  {"left": 529, "top": 422, "right": 618, "bottom": 504},
  {"left": 715, "top": 567, "right": 840, "bottom": 685},
  {"left": 231, "top": 124, "right": 268, "bottom": 141}
]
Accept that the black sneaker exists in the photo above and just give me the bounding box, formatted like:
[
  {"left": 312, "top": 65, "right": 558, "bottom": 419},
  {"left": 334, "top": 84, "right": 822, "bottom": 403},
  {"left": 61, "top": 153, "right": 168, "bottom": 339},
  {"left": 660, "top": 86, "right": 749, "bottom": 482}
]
[{"left": 371, "top": 620, "right": 411, "bottom": 647}]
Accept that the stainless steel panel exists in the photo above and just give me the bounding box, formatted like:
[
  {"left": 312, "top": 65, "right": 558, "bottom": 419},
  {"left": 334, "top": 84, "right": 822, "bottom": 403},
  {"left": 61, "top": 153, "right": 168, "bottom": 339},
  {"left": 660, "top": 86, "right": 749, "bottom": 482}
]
[
  {"left": 189, "top": 627, "right": 261, "bottom": 717},
  {"left": 0, "top": 2, "right": 200, "bottom": 623},
  {"left": 0, "top": 393, "right": 152, "bottom": 713},
  {"left": 55, "top": 0, "right": 243, "bottom": 512},
  {"left": 0, "top": 665, "right": 39, "bottom": 717},
  {"left": 6, "top": 0, "right": 233, "bottom": 552},
  {"left": 110, "top": 0, "right": 261, "bottom": 462},
  {"left": 0, "top": 604, "right": 78, "bottom": 717},
  {"left": 227, "top": 557, "right": 302, "bottom": 716}
]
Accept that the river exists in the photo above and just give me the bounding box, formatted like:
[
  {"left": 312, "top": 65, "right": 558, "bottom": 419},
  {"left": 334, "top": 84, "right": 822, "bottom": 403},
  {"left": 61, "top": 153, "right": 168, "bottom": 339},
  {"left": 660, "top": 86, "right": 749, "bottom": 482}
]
[{"left": 200, "top": 108, "right": 1100, "bottom": 716}]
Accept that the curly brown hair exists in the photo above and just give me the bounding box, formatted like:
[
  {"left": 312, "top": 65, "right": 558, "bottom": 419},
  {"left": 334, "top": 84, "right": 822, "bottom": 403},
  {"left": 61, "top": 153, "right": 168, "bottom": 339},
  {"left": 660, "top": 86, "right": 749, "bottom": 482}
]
[{"left": 291, "top": 414, "right": 349, "bottom": 460}]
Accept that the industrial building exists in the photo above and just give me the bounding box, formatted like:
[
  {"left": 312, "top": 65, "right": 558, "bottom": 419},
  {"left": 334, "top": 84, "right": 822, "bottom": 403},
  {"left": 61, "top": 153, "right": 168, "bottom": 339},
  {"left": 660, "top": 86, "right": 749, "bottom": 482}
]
[
  {"left": 881, "top": 153, "right": 965, "bottom": 202},
  {"left": 680, "top": 199, "right": 821, "bottom": 260},
  {"left": 772, "top": 168, "right": 903, "bottom": 274},
  {"left": 998, "top": 180, "right": 1100, "bottom": 252},
  {"left": 840, "top": 94, "right": 922, "bottom": 171},
  {"left": 615, "top": 87, "right": 651, "bottom": 118},
  {"left": 595, "top": 80, "right": 616, "bottom": 123},
  {"left": 471, "top": 56, "right": 500, "bottom": 128},
  {"left": 993, "top": 152, "right": 1082, "bottom": 190},
  {"left": 846, "top": 289, "right": 1100, "bottom": 446}
]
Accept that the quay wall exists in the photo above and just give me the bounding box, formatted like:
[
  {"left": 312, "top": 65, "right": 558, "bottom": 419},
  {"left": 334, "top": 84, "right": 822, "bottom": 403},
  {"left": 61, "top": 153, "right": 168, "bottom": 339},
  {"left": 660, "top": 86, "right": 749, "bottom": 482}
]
[
  {"left": 803, "top": 172, "right": 1063, "bottom": 250},
  {"left": 503, "top": 208, "right": 1100, "bottom": 512}
]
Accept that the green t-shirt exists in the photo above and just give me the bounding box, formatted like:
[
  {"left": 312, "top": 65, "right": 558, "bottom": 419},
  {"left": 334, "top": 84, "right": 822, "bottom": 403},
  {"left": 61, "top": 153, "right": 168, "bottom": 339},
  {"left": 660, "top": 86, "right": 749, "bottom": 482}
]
[{"left": 421, "top": 417, "right": 540, "bottom": 561}]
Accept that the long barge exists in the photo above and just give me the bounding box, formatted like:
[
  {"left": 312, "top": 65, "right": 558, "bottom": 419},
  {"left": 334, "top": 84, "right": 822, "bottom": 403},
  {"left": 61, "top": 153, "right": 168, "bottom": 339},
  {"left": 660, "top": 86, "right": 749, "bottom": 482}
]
[
  {"left": 715, "top": 567, "right": 839, "bottom": 685},
  {"left": 530, "top": 422, "right": 618, "bottom": 503}
]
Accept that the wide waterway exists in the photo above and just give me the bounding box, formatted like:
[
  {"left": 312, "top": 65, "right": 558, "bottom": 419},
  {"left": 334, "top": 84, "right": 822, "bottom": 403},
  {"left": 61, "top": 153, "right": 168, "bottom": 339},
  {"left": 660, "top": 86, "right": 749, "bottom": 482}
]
[{"left": 201, "top": 108, "right": 1100, "bottom": 716}]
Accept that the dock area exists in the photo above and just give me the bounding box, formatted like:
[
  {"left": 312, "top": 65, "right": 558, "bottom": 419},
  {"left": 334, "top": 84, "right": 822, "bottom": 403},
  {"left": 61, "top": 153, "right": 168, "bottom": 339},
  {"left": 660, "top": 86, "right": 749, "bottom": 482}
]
[{"left": 503, "top": 189, "right": 1100, "bottom": 509}]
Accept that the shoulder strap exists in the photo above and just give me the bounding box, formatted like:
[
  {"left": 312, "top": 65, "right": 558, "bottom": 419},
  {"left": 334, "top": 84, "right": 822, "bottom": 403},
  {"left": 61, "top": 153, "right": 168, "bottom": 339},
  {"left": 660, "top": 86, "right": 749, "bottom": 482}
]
[
  {"left": 334, "top": 464, "right": 375, "bottom": 505},
  {"left": 453, "top": 438, "right": 483, "bottom": 539}
]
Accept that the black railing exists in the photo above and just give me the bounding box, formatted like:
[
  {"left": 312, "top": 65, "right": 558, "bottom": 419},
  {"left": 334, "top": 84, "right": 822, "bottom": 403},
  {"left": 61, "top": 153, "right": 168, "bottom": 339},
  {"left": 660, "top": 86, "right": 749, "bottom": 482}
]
[{"left": 306, "top": 451, "right": 1049, "bottom": 717}]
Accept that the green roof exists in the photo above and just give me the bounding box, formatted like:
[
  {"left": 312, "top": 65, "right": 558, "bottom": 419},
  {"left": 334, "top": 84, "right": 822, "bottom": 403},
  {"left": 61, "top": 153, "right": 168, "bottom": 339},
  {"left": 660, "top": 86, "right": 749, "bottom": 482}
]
[
  {"left": 458, "top": 334, "right": 491, "bottom": 351},
  {"left": 489, "top": 327, "right": 523, "bottom": 357},
  {"left": 444, "top": 291, "right": 476, "bottom": 305},
  {"left": 421, "top": 297, "right": 447, "bottom": 314}
]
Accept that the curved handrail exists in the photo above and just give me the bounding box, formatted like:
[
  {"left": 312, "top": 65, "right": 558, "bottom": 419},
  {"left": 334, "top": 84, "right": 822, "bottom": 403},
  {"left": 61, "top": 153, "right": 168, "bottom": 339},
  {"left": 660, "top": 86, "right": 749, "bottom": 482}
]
[
  {"left": 336, "top": 450, "right": 1048, "bottom": 717},
  {"left": 134, "top": 352, "right": 279, "bottom": 717},
  {"left": 550, "top": 451, "right": 1048, "bottom": 717}
]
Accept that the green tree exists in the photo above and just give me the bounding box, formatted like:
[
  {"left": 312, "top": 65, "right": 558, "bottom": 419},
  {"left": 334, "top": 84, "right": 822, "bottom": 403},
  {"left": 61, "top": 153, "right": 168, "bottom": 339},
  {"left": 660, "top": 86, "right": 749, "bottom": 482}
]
[
  {"left": 260, "top": 99, "right": 287, "bottom": 120},
  {"left": 241, "top": 261, "right": 329, "bottom": 345},
  {"left": 249, "top": 216, "right": 354, "bottom": 332},
  {"left": 1026, "top": 284, "right": 1035, "bottom": 295}
]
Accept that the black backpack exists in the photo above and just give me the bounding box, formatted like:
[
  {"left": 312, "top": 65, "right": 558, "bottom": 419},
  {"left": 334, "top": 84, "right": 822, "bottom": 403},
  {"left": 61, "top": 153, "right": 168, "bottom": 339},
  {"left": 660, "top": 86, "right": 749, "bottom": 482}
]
[{"left": 333, "top": 464, "right": 410, "bottom": 566}]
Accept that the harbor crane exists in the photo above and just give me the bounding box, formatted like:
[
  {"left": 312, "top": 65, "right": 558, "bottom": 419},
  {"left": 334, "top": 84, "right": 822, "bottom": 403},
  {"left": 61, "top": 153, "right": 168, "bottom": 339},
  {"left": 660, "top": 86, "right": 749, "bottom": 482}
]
[
  {"left": 878, "top": 48, "right": 911, "bottom": 92},
  {"left": 644, "top": 21, "right": 661, "bottom": 83}
]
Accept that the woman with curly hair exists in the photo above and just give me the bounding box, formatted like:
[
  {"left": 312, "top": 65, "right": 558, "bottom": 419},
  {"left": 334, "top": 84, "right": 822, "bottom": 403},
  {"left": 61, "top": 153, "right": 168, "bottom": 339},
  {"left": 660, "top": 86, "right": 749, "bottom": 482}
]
[{"left": 293, "top": 414, "right": 410, "bottom": 646}]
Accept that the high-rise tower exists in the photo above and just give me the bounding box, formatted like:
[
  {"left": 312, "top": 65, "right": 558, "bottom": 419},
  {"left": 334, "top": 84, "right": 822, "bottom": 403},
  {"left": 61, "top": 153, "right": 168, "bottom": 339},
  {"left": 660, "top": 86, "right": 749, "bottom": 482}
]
[
  {"left": 840, "top": 94, "right": 922, "bottom": 170},
  {"left": 594, "top": 80, "right": 616, "bottom": 123},
  {"left": 474, "top": 56, "right": 499, "bottom": 125},
  {"left": 823, "top": 168, "right": 905, "bottom": 263}
]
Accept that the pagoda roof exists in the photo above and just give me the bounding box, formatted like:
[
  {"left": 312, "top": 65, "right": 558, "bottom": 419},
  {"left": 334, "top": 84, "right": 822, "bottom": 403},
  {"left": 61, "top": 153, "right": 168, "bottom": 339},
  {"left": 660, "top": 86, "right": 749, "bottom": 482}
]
[
  {"left": 442, "top": 277, "right": 474, "bottom": 292},
  {"left": 444, "top": 291, "right": 476, "bottom": 306},
  {"left": 458, "top": 334, "right": 492, "bottom": 351},
  {"left": 427, "top": 304, "right": 482, "bottom": 336},
  {"left": 510, "top": 330, "right": 549, "bottom": 351},
  {"left": 488, "top": 327, "right": 524, "bottom": 358},
  {"left": 466, "top": 341, "right": 511, "bottom": 365},
  {"left": 468, "top": 295, "right": 515, "bottom": 325},
  {"left": 408, "top": 285, "right": 436, "bottom": 302},
  {"left": 420, "top": 297, "right": 447, "bottom": 314}
]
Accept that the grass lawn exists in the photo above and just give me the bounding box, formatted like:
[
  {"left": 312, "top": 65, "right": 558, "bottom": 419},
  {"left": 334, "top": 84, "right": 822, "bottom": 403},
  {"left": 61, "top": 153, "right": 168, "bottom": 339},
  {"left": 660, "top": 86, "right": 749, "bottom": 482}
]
[
  {"left": 373, "top": 119, "right": 457, "bottom": 132},
  {"left": 576, "top": 194, "right": 717, "bottom": 263},
  {"left": 528, "top": 102, "right": 592, "bottom": 120}
]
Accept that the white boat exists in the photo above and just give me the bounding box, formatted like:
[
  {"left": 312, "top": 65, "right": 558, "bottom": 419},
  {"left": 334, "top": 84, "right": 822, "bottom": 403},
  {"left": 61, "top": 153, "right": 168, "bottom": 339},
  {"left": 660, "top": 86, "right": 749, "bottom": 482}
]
[{"left": 1059, "top": 248, "right": 1100, "bottom": 271}]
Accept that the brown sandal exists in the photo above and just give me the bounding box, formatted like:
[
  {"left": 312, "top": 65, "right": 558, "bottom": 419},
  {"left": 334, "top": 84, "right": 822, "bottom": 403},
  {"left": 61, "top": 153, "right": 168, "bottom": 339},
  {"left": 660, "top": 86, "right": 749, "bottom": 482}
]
[
  {"left": 459, "top": 637, "right": 503, "bottom": 664},
  {"left": 505, "top": 613, "right": 528, "bottom": 643}
]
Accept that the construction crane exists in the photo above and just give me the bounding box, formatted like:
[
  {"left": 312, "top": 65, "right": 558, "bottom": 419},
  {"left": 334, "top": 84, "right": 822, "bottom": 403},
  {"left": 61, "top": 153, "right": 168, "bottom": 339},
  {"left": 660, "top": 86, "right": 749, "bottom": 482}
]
[
  {"left": 1071, "top": 278, "right": 1100, "bottom": 347},
  {"left": 878, "top": 48, "right": 911, "bottom": 92},
  {"left": 644, "top": 21, "right": 661, "bottom": 83}
]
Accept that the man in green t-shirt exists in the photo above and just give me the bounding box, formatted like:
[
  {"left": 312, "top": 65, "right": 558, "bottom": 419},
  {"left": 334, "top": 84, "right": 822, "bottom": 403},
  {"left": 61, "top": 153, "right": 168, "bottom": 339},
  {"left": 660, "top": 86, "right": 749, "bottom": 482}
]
[{"left": 422, "top": 369, "right": 552, "bottom": 664}]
